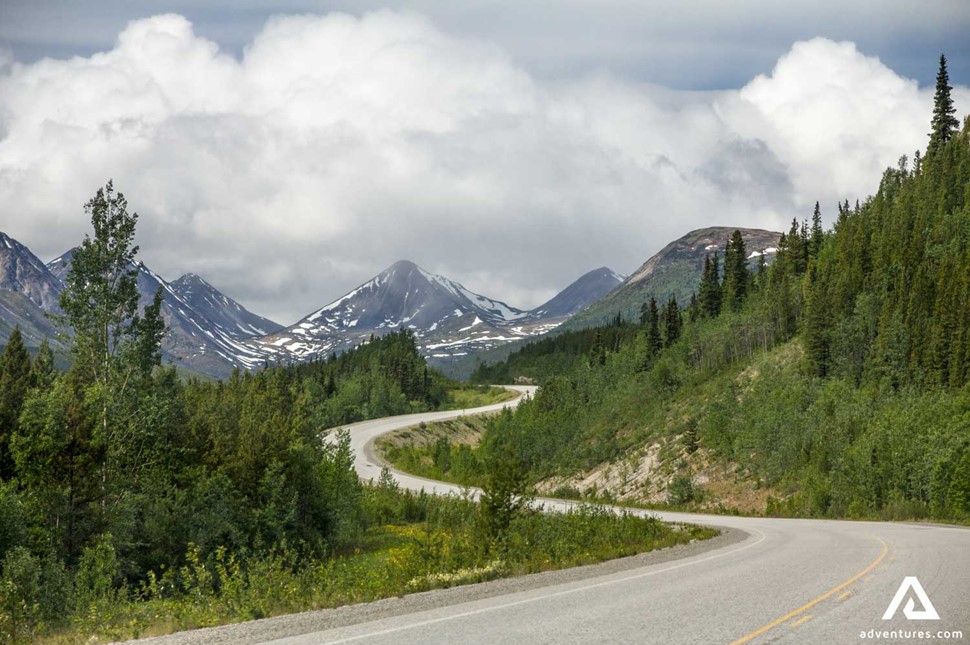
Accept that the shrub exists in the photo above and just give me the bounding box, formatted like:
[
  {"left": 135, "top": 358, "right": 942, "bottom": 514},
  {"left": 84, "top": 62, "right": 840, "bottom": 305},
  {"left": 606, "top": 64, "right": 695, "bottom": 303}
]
[{"left": 667, "top": 475, "right": 697, "bottom": 505}]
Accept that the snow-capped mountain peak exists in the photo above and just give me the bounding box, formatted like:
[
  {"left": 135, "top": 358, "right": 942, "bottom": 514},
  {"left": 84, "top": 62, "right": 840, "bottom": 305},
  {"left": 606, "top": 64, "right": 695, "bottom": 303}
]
[{"left": 257, "top": 260, "right": 621, "bottom": 367}]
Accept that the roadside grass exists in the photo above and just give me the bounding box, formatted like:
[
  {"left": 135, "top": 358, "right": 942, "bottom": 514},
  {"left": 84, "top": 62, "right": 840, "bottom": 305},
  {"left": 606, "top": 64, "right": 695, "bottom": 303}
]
[
  {"left": 442, "top": 384, "right": 517, "bottom": 410},
  {"left": 38, "top": 483, "right": 713, "bottom": 644},
  {"left": 377, "top": 416, "right": 491, "bottom": 488}
]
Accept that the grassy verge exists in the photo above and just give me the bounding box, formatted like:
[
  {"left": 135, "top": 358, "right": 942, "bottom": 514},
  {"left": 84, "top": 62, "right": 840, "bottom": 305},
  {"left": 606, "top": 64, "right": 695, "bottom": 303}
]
[
  {"left": 377, "top": 416, "right": 490, "bottom": 487},
  {"left": 442, "top": 384, "right": 517, "bottom": 410},
  {"left": 40, "top": 483, "right": 713, "bottom": 643}
]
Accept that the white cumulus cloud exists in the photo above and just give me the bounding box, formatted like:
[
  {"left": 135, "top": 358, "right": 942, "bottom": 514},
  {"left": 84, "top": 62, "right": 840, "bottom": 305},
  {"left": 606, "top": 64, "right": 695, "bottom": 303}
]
[{"left": 0, "top": 12, "right": 965, "bottom": 324}]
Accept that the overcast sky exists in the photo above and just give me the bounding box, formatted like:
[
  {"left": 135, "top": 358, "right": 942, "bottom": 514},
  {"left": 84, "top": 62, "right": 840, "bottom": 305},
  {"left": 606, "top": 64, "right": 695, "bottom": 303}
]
[{"left": 1, "top": 2, "right": 968, "bottom": 324}]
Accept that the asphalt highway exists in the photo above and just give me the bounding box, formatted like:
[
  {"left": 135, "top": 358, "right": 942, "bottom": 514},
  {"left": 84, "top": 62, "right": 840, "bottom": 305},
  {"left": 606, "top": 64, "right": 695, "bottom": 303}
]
[
  {"left": 140, "top": 387, "right": 970, "bottom": 645},
  {"left": 302, "top": 386, "right": 970, "bottom": 644}
]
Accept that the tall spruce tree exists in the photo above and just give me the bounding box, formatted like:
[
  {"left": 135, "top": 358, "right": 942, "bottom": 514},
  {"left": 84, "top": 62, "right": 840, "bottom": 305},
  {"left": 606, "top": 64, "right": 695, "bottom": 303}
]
[
  {"left": 784, "top": 218, "right": 808, "bottom": 275},
  {"left": 31, "top": 338, "right": 56, "bottom": 390},
  {"left": 0, "top": 327, "right": 32, "bottom": 479},
  {"left": 662, "top": 295, "right": 682, "bottom": 347},
  {"left": 698, "top": 253, "right": 722, "bottom": 317},
  {"left": 929, "top": 54, "right": 959, "bottom": 155},
  {"left": 643, "top": 297, "right": 662, "bottom": 359},
  {"left": 688, "top": 292, "right": 700, "bottom": 322},
  {"left": 810, "top": 202, "right": 824, "bottom": 260},
  {"left": 802, "top": 267, "right": 830, "bottom": 377},
  {"left": 722, "top": 230, "right": 748, "bottom": 312},
  {"left": 756, "top": 250, "right": 768, "bottom": 288}
]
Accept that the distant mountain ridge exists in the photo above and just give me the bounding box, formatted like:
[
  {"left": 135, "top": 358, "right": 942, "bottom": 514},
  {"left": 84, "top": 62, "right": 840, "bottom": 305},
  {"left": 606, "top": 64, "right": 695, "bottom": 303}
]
[
  {"left": 256, "top": 261, "right": 622, "bottom": 367},
  {"left": 528, "top": 268, "right": 624, "bottom": 320},
  {"left": 2, "top": 226, "right": 783, "bottom": 378},
  {"left": 1, "top": 231, "right": 622, "bottom": 377}
]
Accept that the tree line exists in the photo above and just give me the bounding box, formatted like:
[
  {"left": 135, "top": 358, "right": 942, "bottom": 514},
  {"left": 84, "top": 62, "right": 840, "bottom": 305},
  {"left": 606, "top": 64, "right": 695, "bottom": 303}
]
[{"left": 465, "top": 55, "right": 970, "bottom": 520}]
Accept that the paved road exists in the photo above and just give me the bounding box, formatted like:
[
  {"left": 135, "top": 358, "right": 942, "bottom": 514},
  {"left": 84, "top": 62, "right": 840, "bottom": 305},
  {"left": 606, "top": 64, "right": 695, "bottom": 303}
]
[{"left": 296, "top": 386, "right": 970, "bottom": 644}]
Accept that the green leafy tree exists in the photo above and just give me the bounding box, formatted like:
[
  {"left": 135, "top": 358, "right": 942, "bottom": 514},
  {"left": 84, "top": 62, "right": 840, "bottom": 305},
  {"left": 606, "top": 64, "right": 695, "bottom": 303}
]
[{"left": 53, "top": 181, "right": 167, "bottom": 525}]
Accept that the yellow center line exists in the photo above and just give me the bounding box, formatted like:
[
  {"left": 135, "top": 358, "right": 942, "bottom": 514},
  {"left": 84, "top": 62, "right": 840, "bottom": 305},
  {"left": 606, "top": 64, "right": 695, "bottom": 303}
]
[{"left": 729, "top": 537, "right": 889, "bottom": 645}]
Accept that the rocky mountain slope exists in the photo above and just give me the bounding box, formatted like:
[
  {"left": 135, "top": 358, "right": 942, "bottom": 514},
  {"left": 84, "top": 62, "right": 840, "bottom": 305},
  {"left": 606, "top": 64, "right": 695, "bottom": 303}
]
[
  {"left": 170, "top": 273, "right": 283, "bottom": 340},
  {"left": 0, "top": 232, "right": 64, "bottom": 345},
  {"left": 562, "top": 227, "right": 781, "bottom": 331},
  {"left": 256, "top": 261, "right": 622, "bottom": 367},
  {"left": 4, "top": 226, "right": 784, "bottom": 378},
  {"left": 4, "top": 230, "right": 622, "bottom": 377},
  {"left": 46, "top": 248, "right": 276, "bottom": 377}
]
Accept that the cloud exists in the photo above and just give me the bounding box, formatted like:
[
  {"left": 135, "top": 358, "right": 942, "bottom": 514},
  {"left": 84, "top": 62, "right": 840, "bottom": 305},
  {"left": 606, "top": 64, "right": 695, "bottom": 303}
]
[{"left": 0, "top": 12, "right": 966, "bottom": 324}]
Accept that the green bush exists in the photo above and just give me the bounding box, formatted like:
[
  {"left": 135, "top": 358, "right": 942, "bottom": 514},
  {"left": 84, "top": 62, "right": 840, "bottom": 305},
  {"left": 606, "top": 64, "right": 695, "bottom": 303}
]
[{"left": 667, "top": 475, "right": 697, "bottom": 505}]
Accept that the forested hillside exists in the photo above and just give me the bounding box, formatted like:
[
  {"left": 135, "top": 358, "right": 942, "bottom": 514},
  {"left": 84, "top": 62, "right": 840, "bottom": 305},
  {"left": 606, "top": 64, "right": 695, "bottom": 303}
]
[
  {"left": 444, "top": 57, "right": 970, "bottom": 521},
  {"left": 0, "top": 184, "right": 509, "bottom": 640},
  {"left": 470, "top": 316, "right": 641, "bottom": 385}
]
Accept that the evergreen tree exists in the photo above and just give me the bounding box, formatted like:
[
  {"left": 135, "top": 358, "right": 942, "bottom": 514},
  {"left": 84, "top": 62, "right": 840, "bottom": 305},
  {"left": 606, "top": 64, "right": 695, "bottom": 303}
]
[
  {"left": 721, "top": 230, "right": 748, "bottom": 312},
  {"left": 782, "top": 218, "right": 808, "bottom": 275},
  {"left": 810, "top": 202, "right": 824, "bottom": 260},
  {"left": 0, "top": 327, "right": 33, "bottom": 480},
  {"left": 478, "top": 426, "right": 531, "bottom": 553},
  {"left": 643, "top": 297, "right": 662, "bottom": 359},
  {"left": 591, "top": 330, "right": 607, "bottom": 366},
  {"left": 31, "top": 338, "right": 56, "bottom": 390},
  {"left": 929, "top": 54, "right": 959, "bottom": 155},
  {"left": 835, "top": 200, "right": 850, "bottom": 232},
  {"left": 756, "top": 250, "right": 768, "bottom": 288},
  {"left": 687, "top": 292, "right": 700, "bottom": 323},
  {"left": 662, "top": 295, "right": 682, "bottom": 348},
  {"left": 802, "top": 267, "right": 830, "bottom": 377},
  {"left": 799, "top": 219, "right": 810, "bottom": 272},
  {"left": 698, "top": 253, "right": 722, "bottom": 318}
]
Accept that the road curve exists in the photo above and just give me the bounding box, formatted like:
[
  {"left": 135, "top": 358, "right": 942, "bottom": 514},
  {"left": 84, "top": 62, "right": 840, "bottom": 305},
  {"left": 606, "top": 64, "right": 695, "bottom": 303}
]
[
  {"left": 299, "top": 386, "right": 970, "bottom": 644},
  {"left": 141, "top": 388, "right": 970, "bottom": 645}
]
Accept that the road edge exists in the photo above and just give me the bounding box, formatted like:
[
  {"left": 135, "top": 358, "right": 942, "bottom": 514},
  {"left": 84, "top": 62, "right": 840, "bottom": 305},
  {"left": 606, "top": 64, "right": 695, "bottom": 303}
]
[{"left": 133, "top": 526, "right": 747, "bottom": 645}]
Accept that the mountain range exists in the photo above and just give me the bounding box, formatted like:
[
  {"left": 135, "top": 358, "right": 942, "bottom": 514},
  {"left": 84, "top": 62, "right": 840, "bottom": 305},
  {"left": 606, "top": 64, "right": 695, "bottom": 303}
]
[
  {"left": 0, "top": 232, "right": 623, "bottom": 377},
  {"left": 0, "top": 226, "right": 782, "bottom": 378},
  {"left": 255, "top": 261, "right": 622, "bottom": 368}
]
